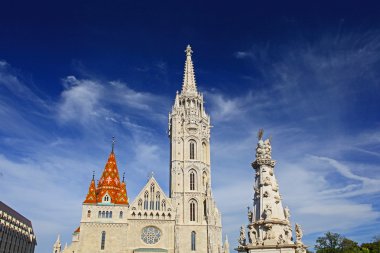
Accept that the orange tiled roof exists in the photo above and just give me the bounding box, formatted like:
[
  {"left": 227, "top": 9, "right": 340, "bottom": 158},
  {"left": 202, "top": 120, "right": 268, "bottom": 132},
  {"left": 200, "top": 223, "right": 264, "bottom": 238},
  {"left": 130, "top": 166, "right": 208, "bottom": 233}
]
[
  {"left": 83, "top": 150, "right": 128, "bottom": 205},
  {"left": 83, "top": 179, "right": 97, "bottom": 204}
]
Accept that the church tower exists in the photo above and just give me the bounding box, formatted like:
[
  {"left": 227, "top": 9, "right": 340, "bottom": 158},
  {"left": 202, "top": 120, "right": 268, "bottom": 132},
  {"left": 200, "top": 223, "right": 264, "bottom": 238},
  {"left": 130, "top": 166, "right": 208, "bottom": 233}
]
[{"left": 169, "top": 45, "right": 222, "bottom": 253}]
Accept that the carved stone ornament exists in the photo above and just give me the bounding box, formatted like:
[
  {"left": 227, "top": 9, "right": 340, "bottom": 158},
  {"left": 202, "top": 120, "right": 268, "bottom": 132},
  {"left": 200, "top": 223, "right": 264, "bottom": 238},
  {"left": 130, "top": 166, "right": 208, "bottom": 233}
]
[
  {"left": 284, "top": 206, "right": 290, "bottom": 221},
  {"left": 263, "top": 191, "right": 270, "bottom": 198},
  {"left": 277, "top": 234, "right": 286, "bottom": 245},
  {"left": 263, "top": 176, "right": 272, "bottom": 186}
]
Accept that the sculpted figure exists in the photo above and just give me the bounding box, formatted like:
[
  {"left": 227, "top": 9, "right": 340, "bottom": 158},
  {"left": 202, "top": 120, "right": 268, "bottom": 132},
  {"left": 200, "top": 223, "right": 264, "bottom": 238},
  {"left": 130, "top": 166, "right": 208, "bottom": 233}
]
[
  {"left": 263, "top": 176, "right": 272, "bottom": 186},
  {"left": 247, "top": 208, "right": 253, "bottom": 223},
  {"left": 248, "top": 226, "right": 257, "bottom": 244},
  {"left": 284, "top": 206, "right": 290, "bottom": 221},
  {"left": 263, "top": 205, "right": 272, "bottom": 220},
  {"left": 263, "top": 191, "right": 270, "bottom": 198},
  {"left": 238, "top": 226, "right": 246, "bottom": 246},
  {"left": 284, "top": 226, "right": 293, "bottom": 243},
  {"left": 277, "top": 234, "right": 286, "bottom": 245},
  {"left": 264, "top": 224, "right": 275, "bottom": 240},
  {"left": 295, "top": 223, "right": 303, "bottom": 243}
]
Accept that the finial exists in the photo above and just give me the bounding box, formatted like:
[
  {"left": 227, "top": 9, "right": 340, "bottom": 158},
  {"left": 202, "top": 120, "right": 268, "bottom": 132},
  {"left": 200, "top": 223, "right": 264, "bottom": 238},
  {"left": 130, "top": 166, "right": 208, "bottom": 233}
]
[
  {"left": 112, "top": 136, "right": 115, "bottom": 153},
  {"left": 122, "top": 172, "right": 125, "bottom": 183},
  {"left": 92, "top": 170, "right": 95, "bottom": 180},
  {"left": 257, "top": 129, "right": 264, "bottom": 140},
  {"left": 185, "top": 44, "right": 193, "bottom": 57}
]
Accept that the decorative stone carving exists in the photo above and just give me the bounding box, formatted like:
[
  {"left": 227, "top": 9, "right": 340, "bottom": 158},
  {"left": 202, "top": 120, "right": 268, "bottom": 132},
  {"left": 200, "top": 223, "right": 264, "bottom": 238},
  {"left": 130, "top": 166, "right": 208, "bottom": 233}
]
[
  {"left": 263, "top": 191, "right": 270, "bottom": 198},
  {"left": 238, "top": 226, "right": 246, "bottom": 246},
  {"left": 247, "top": 208, "right": 253, "bottom": 223},
  {"left": 284, "top": 225, "right": 293, "bottom": 243}
]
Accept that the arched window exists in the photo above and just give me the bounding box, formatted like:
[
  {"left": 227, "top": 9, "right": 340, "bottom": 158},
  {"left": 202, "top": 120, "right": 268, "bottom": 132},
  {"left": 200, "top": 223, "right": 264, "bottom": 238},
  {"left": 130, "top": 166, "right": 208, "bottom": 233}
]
[
  {"left": 191, "top": 231, "right": 196, "bottom": 251},
  {"left": 138, "top": 199, "right": 143, "bottom": 210},
  {"left": 106, "top": 211, "right": 109, "bottom": 218},
  {"left": 102, "top": 211, "right": 105, "bottom": 218},
  {"left": 150, "top": 184, "right": 155, "bottom": 210},
  {"left": 119, "top": 211, "right": 123, "bottom": 219},
  {"left": 98, "top": 211, "right": 101, "bottom": 218},
  {"left": 109, "top": 211, "right": 112, "bottom": 218},
  {"left": 101, "top": 231, "right": 106, "bottom": 250},
  {"left": 144, "top": 192, "right": 149, "bottom": 210},
  {"left": 190, "top": 200, "right": 197, "bottom": 222},
  {"left": 156, "top": 192, "right": 161, "bottom": 210},
  {"left": 203, "top": 200, "right": 207, "bottom": 217},
  {"left": 190, "top": 171, "right": 195, "bottom": 190},
  {"left": 162, "top": 200, "right": 166, "bottom": 211},
  {"left": 87, "top": 210, "right": 91, "bottom": 218},
  {"left": 202, "top": 142, "right": 208, "bottom": 163},
  {"left": 189, "top": 141, "right": 196, "bottom": 160}
]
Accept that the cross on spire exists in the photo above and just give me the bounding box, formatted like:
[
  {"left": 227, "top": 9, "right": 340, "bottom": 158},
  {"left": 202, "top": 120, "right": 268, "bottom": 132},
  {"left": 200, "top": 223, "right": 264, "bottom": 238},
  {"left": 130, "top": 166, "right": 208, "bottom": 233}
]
[
  {"left": 112, "top": 136, "right": 115, "bottom": 153},
  {"left": 181, "top": 44, "right": 197, "bottom": 94}
]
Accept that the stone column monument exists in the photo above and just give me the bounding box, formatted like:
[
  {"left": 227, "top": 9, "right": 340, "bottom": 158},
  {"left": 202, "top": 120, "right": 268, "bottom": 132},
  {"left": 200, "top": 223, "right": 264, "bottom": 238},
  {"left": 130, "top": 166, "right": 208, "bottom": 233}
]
[{"left": 236, "top": 129, "right": 307, "bottom": 253}]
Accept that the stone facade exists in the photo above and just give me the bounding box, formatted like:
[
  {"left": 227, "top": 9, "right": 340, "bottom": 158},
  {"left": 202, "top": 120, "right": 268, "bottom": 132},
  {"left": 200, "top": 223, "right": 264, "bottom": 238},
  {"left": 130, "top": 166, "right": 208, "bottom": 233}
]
[
  {"left": 236, "top": 130, "right": 307, "bottom": 253},
  {"left": 54, "top": 45, "right": 227, "bottom": 253}
]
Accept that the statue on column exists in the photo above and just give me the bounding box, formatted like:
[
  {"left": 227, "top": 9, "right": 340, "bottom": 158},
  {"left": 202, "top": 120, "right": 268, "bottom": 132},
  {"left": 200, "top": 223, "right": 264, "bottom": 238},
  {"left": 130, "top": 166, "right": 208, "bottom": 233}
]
[
  {"left": 284, "top": 206, "right": 290, "bottom": 221},
  {"left": 248, "top": 225, "right": 257, "bottom": 245},
  {"left": 238, "top": 226, "right": 246, "bottom": 246},
  {"left": 295, "top": 223, "right": 303, "bottom": 243}
]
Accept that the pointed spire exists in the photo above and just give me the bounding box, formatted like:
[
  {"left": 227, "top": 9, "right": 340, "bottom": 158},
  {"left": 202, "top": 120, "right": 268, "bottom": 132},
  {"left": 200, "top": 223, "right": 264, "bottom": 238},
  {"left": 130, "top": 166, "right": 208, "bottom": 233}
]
[
  {"left": 83, "top": 173, "right": 97, "bottom": 204},
  {"left": 181, "top": 45, "right": 197, "bottom": 94},
  {"left": 112, "top": 136, "right": 115, "bottom": 153}
]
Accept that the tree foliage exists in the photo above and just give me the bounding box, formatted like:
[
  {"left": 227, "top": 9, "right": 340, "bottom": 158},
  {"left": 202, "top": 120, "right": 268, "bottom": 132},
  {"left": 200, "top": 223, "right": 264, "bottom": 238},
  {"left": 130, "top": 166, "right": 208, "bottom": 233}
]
[{"left": 314, "top": 232, "right": 377, "bottom": 253}]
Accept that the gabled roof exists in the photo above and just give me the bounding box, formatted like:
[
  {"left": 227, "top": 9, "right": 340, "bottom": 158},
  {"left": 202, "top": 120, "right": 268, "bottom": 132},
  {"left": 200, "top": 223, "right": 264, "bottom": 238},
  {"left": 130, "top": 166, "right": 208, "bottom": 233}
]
[{"left": 129, "top": 175, "right": 173, "bottom": 212}]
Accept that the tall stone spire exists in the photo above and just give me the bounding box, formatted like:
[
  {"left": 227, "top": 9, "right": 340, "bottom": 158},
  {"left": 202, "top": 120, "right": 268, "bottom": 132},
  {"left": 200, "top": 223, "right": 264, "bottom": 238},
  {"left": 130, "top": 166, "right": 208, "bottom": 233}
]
[
  {"left": 236, "top": 130, "right": 307, "bottom": 253},
  {"left": 181, "top": 45, "right": 197, "bottom": 94},
  {"left": 53, "top": 234, "right": 61, "bottom": 253}
]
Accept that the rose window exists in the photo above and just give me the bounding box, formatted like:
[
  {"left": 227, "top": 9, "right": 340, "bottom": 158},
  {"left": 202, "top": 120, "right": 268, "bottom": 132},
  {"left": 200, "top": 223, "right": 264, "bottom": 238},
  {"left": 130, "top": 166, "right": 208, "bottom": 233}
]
[{"left": 141, "top": 226, "right": 161, "bottom": 244}]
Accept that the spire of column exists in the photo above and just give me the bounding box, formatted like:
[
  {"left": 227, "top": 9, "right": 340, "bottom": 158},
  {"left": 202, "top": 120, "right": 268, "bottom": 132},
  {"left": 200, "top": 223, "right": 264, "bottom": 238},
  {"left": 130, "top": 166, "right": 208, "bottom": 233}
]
[{"left": 181, "top": 45, "right": 197, "bottom": 94}]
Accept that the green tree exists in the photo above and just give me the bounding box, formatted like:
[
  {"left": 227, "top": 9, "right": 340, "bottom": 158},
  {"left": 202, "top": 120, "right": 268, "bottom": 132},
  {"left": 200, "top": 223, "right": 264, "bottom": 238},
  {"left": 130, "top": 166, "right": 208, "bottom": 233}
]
[
  {"left": 341, "top": 238, "right": 362, "bottom": 253},
  {"left": 315, "top": 232, "right": 344, "bottom": 253}
]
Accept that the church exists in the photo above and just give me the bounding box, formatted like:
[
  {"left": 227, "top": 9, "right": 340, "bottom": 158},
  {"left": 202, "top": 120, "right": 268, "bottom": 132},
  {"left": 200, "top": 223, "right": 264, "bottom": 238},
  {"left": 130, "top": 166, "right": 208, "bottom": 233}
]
[{"left": 53, "top": 46, "right": 228, "bottom": 253}]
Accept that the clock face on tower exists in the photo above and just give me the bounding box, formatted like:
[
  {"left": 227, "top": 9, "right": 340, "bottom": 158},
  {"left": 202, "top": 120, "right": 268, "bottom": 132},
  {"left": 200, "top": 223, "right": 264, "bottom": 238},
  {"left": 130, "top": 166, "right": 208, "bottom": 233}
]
[{"left": 141, "top": 226, "right": 161, "bottom": 244}]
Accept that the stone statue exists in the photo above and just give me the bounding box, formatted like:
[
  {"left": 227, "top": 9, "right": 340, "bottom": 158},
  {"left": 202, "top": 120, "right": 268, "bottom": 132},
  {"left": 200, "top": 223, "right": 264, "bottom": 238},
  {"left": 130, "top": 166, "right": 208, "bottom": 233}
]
[
  {"left": 295, "top": 223, "right": 303, "bottom": 243},
  {"left": 263, "top": 176, "right": 272, "bottom": 186},
  {"left": 238, "top": 226, "right": 246, "bottom": 246},
  {"left": 284, "top": 225, "right": 293, "bottom": 243},
  {"left": 284, "top": 206, "right": 290, "bottom": 221},
  {"left": 264, "top": 224, "right": 275, "bottom": 240},
  {"left": 263, "top": 205, "right": 272, "bottom": 220},
  {"left": 277, "top": 234, "right": 286, "bottom": 245},
  {"left": 247, "top": 207, "right": 253, "bottom": 223},
  {"left": 263, "top": 191, "right": 270, "bottom": 198},
  {"left": 248, "top": 226, "right": 257, "bottom": 244}
]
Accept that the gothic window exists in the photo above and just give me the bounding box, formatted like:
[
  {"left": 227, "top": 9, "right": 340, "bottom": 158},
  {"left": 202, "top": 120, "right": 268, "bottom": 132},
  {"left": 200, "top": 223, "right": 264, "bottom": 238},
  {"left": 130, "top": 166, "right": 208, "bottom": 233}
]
[
  {"left": 101, "top": 231, "right": 106, "bottom": 250},
  {"left": 150, "top": 184, "right": 155, "bottom": 210},
  {"left": 98, "top": 211, "right": 101, "bottom": 218},
  {"left": 202, "top": 142, "right": 208, "bottom": 162},
  {"left": 87, "top": 210, "right": 91, "bottom": 218},
  {"left": 106, "top": 211, "right": 109, "bottom": 218},
  {"left": 109, "top": 211, "right": 112, "bottom": 218},
  {"left": 102, "top": 211, "right": 105, "bottom": 218},
  {"left": 161, "top": 200, "right": 166, "bottom": 211},
  {"left": 203, "top": 200, "right": 207, "bottom": 217},
  {"left": 156, "top": 192, "right": 161, "bottom": 210},
  {"left": 119, "top": 211, "right": 123, "bottom": 219},
  {"left": 144, "top": 192, "right": 149, "bottom": 210},
  {"left": 138, "top": 199, "right": 143, "bottom": 210},
  {"left": 189, "top": 141, "right": 196, "bottom": 160},
  {"left": 191, "top": 231, "right": 196, "bottom": 251},
  {"left": 190, "top": 171, "right": 196, "bottom": 190},
  {"left": 190, "top": 200, "right": 197, "bottom": 222}
]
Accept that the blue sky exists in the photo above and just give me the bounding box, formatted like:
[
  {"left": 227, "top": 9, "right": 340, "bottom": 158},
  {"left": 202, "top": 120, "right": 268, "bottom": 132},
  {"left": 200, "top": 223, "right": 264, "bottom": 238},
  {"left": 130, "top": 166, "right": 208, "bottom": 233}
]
[{"left": 1, "top": 1, "right": 380, "bottom": 252}]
